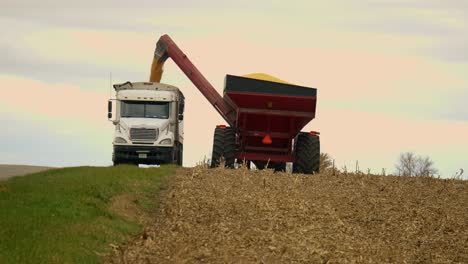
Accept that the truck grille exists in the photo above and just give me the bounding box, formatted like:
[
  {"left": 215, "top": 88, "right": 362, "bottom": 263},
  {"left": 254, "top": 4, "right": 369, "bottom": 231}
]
[{"left": 130, "top": 128, "right": 158, "bottom": 141}]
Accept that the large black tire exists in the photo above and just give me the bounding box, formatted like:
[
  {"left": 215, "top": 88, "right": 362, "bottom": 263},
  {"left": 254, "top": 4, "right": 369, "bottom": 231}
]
[
  {"left": 293, "top": 133, "right": 320, "bottom": 174},
  {"left": 211, "top": 128, "right": 224, "bottom": 168},
  {"left": 172, "top": 142, "right": 183, "bottom": 166},
  {"left": 210, "top": 127, "right": 237, "bottom": 168},
  {"left": 224, "top": 128, "right": 236, "bottom": 168},
  {"left": 177, "top": 144, "right": 183, "bottom": 166},
  {"left": 113, "top": 160, "right": 137, "bottom": 166},
  {"left": 112, "top": 153, "right": 121, "bottom": 166}
]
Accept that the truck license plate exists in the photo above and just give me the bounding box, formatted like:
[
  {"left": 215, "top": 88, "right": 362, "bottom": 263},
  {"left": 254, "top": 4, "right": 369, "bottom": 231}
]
[{"left": 138, "top": 153, "right": 147, "bottom": 159}]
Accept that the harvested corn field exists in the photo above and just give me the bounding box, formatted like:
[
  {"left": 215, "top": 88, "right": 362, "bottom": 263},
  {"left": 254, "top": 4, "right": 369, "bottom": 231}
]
[{"left": 108, "top": 166, "right": 468, "bottom": 263}]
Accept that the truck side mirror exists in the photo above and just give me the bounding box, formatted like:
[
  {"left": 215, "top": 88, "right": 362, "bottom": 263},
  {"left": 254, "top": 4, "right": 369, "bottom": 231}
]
[
  {"left": 178, "top": 114, "right": 184, "bottom": 121},
  {"left": 178, "top": 102, "right": 185, "bottom": 114},
  {"left": 108, "top": 101, "right": 113, "bottom": 119}
]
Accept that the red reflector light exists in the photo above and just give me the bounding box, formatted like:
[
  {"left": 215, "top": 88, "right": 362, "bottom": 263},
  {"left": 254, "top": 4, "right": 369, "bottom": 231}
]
[
  {"left": 310, "top": 131, "right": 320, "bottom": 136},
  {"left": 143, "top": 82, "right": 153, "bottom": 85},
  {"left": 216, "top": 125, "right": 227, "bottom": 129},
  {"left": 262, "top": 134, "right": 272, "bottom": 144}
]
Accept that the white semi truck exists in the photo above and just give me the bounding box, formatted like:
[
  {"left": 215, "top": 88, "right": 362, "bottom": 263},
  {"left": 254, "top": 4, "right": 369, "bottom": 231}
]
[{"left": 108, "top": 81, "right": 184, "bottom": 166}]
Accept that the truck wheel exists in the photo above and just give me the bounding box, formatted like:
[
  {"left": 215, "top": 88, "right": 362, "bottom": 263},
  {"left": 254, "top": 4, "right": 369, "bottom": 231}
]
[
  {"left": 114, "top": 160, "right": 131, "bottom": 166},
  {"left": 293, "top": 133, "right": 320, "bottom": 174},
  {"left": 112, "top": 153, "right": 119, "bottom": 166},
  {"left": 210, "top": 127, "right": 236, "bottom": 168},
  {"left": 177, "top": 144, "right": 183, "bottom": 166}
]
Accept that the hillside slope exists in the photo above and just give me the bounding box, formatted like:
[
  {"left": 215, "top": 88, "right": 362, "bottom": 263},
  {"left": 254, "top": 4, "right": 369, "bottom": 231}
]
[
  {"left": 0, "top": 165, "right": 51, "bottom": 181},
  {"left": 0, "top": 165, "right": 174, "bottom": 263},
  {"left": 109, "top": 166, "right": 468, "bottom": 263}
]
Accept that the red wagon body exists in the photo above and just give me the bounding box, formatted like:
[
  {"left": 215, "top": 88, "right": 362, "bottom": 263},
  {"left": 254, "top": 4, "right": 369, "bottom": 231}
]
[
  {"left": 224, "top": 75, "right": 317, "bottom": 164},
  {"left": 152, "top": 35, "right": 320, "bottom": 173}
]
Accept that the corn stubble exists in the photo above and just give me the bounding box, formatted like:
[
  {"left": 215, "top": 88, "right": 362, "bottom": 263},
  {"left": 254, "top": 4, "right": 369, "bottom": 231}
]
[{"left": 108, "top": 164, "right": 467, "bottom": 263}]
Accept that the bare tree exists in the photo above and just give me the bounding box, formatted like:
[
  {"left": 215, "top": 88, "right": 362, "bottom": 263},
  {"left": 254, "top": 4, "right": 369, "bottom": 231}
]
[
  {"left": 415, "top": 156, "right": 438, "bottom": 177},
  {"left": 395, "top": 152, "right": 438, "bottom": 177},
  {"left": 395, "top": 152, "right": 417, "bottom": 176}
]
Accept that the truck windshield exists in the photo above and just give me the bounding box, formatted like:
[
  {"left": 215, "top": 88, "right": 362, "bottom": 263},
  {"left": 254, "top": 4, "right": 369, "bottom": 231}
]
[{"left": 121, "top": 101, "right": 170, "bottom": 119}]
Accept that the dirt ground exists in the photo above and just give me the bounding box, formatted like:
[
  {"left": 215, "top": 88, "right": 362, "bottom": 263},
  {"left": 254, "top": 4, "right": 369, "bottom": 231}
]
[
  {"left": 0, "top": 165, "right": 51, "bottom": 181},
  {"left": 108, "top": 166, "right": 468, "bottom": 263}
]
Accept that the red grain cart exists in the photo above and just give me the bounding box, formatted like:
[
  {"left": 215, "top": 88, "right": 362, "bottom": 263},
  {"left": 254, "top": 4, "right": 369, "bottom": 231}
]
[{"left": 151, "top": 35, "right": 320, "bottom": 174}]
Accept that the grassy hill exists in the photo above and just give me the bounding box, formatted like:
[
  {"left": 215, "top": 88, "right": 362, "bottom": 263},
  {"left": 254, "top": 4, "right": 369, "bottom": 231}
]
[
  {"left": 0, "top": 165, "right": 52, "bottom": 181},
  {"left": 0, "top": 165, "right": 174, "bottom": 264}
]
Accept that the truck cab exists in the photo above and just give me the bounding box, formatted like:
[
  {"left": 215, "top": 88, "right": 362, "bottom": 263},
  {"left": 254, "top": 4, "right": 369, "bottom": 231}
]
[{"left": 108, "top": 81, "right": 184, "bottom": 166}]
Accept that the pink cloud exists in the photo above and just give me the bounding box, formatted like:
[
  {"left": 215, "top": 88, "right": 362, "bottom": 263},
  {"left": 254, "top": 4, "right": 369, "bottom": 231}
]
[
  {"left": 1, "top": 75, "right": 109, "bottom": 127},
  {"left": 164, "top": 35, "right": 466, "bottom": 103}
]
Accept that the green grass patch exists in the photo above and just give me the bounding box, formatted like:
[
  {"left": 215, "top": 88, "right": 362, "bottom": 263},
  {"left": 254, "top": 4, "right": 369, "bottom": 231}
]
[{"left": 0, "top": 165, "right": 175, "bottom": 264}]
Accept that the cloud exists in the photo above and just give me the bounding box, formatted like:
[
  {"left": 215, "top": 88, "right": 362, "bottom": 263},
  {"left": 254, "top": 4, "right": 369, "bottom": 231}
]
[
  {"left": 336, "top": 0, "right": 468, "bottom": 63},
  {"left": 361, "top": 0, "right": 468, "bottom": 10},
  {"left": 428, "top": 38, "right": 468, "bottom": 63},
  {"left": 0, "top": 24, "right": 157, "bottom": 86},
  {"left": 19, "top": 29, "right": 154, "bottom": 71},
  {"left": 0, "top": 0, "right": 232, "bottom": 32},
  {"left": 0, "top": 42, "right": 144, "bottom": 88},
  {"left": 0, "top": 75, "right": 109, "bottom": 126},
  {"left": 0, "top": 75, "right": 114, "bottom": 166},
  {"left": 1, "top": 0, "right": 229, "bottom": 9}
]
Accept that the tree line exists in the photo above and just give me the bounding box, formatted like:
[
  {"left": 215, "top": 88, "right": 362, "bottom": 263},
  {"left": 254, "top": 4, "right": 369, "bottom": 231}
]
[{"left": 320, "top": 151, "right": 442, "bottom": 177}]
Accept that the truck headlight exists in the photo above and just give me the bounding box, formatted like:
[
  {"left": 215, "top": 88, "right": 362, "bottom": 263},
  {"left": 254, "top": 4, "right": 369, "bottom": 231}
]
[
  {"left": 159, "top": 138, "right": 172, "bottom": 145},
  {"left": 114, "top": 137, "right": 127, "bottom": 143}
]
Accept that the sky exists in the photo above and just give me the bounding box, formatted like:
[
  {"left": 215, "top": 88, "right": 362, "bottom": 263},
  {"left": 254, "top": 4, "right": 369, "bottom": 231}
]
[{"left": 1, "top": 0, "right": 467, "bottom": 177}]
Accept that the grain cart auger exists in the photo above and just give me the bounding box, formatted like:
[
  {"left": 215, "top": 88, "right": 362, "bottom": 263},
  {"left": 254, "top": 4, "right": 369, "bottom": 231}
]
[{"left": 150, "top": 34, "right": 320, "bottom": 174}]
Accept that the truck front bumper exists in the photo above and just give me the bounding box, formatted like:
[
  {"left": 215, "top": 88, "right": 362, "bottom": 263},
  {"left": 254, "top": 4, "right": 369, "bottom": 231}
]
[{"left": 113, "top": 145, "right": 174, "bottom": 165}]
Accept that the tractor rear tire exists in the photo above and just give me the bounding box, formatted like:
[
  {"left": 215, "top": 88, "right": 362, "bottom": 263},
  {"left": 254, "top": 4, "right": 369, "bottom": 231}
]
[
  {"left": 210, "top": 127, "right": 237, "bottom": 168},
  {"left": 293, "top": 133, "right": 320, "bottom": 174},
  {"left": 224, "top": 128, "right": 236, "bottom": 168},
  {"left": 211, "top": 128, "right": 224, "bottom": 168}
]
